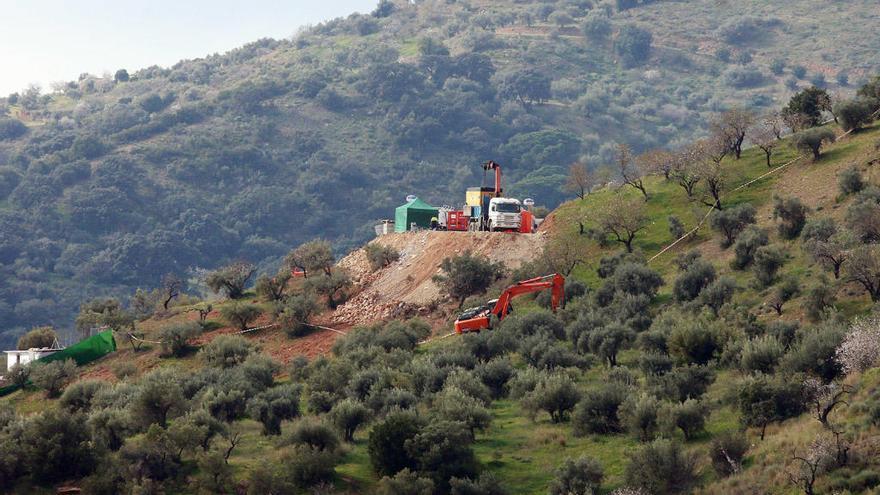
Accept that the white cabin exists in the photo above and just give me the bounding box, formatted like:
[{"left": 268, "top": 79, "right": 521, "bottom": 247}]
[{"left": 4, "top": 348, "right": 59, "bottom": 371}]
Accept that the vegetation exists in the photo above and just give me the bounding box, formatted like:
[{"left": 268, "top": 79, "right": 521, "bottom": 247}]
[{"left": 2, "top": 2, "right": 880, "bottom": 494}]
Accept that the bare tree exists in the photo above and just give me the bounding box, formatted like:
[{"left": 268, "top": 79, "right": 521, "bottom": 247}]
[
  {"left": 161, "top": 273, "right": 183, "bottom": 311},
  {"left": 787, "top": 436, "right": 832, "bottom": 495},
  {"left": 697, "top": 137, "right": 728, "bottom": 209},
  {"left": 669, "top": 144, "right": 703, "bottom": 198},
  {"left": 804, "top": 230, "right": 854, "bottom": 279},
  {"left": 564, "top": 162, "right": 594, "bottom": 200},
  {"left": 637, "top": 148, "right": 676, "bottom": 180},
  {"left": 710, "top": 108, "right": 756, "bottom": 159},
  {"left": 803, "top": 378, "right": 852, "bottom": 427},
  {"left": 615, "top": 144, "right": 648, "bottom": 201},
  {"left": 596, "top": 195, "right": 648, "bottom": 253},
  {"left": 763, "top": 111, "right": 787, "bottom": 140},
  {"left": 748, "top": 124, "right": 781, "bottom": 167},
  {"left": 544, "top": 230, "right": 589, "bottom": 275}
]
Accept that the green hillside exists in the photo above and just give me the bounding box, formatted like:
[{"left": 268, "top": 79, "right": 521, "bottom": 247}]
[
  {"left": 2, "top": 0, "right": 880, "bottom": 346},
  {"left": 1, "top": 109, "right": 879, "bottom": 494}
]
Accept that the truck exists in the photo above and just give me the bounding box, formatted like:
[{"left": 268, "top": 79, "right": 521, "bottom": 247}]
[{"left": 465, "top": 161, "right": 532, "bottom": 232}]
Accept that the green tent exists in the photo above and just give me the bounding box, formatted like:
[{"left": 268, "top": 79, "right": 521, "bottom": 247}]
[
  {"left": 0, "top": 330, "right": 117, "bottom": 397},
  {"left": 394, "top": 198, "right": 438, "bottom": 232}
]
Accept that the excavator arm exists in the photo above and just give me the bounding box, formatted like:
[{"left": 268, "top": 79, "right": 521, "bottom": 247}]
[
  {"left": 454, "top": 273, "right": 565, "bottom": 334},
  {"left": 482, "top": 161, "right": 503, "bottom": 197}
]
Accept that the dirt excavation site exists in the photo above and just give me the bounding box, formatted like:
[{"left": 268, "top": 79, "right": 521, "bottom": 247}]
[{"left": 332, "top": 230, "right": 547, "bottom": 326}]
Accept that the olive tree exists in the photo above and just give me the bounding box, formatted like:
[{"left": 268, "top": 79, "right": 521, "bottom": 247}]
[
  {"left": 205, "top": 261, "right": 256, "bottom": 299},
  {"left": 792, "top": 128, "right": 836, "bottom": 161},
  {"left": 16, "top": 326, "right": 58, "bottom": 350},
  {"left": 433, "top": 251, "right": 504, "bottom": 308},
  {"left": 549, "top": 456, "right": 604, "bottom": 495},
  {"left": 285, "top": 239, "right": 335, "bottom": 277},
  {"left": 30, "top": 359, "right": 77, "bottom": 398},
  {"left": 220, "top": 301, "right": 262, "bottom": 331}
]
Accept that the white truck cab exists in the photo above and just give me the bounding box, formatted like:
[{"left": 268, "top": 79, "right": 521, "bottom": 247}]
[{"left": 487, "top": 198, "right": 522, "bottom": 231}]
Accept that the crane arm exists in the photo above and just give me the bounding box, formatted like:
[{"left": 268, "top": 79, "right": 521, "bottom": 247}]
[
  {"left": 482, "top": 160, "right": 502, "bottom": 197},
  {"left": 490, "top": 273, "right": 565, "bottom": 319}
]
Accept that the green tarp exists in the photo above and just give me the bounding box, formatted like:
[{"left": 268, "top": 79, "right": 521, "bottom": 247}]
[
  {"left": 394, "top": 197, "right": 438, "bottom": 232},
  {"left": 38, "top": 330, "right": 116, "bottom": 366},
  {"left": 0, "top": 330, "right": 117, "bottom": 397}
]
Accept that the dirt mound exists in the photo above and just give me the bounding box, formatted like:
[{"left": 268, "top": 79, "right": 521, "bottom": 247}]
[{"left": 333, "top": 231, "right": 546, "bottom": 325}]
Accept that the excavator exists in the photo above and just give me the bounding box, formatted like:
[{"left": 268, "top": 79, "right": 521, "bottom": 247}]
[{"left": 454, "top": 273, "right": 565, "bottom": 334}]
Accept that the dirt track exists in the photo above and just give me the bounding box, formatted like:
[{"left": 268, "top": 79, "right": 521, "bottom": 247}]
[{"left": 333, "top": 231, "right": 547, "bottom": 325}]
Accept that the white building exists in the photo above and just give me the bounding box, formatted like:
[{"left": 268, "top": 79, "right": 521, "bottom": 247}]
[{"left": 4, "top": 348, "right": 59, "bottom": 371}]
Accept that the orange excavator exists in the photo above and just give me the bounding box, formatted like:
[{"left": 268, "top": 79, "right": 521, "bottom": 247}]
[{"left": 454, "top": 274, "right": 565, "bottom": 334}]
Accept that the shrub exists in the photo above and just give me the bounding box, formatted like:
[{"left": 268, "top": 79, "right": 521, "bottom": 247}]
[
  {"left": 281, "top": 417, "right": 340, "bottom": 452},
  {"left": 846, "top": 194, "right": 880, "bottom": 243},
  {"left": 740, "top": 335, "right": 784, "bottom": 374},
  {"left": 709, "top": 432, "right": 749, "bottom": 477},
  {"left": 803, "top": 284, "right": 836, "bottom": 325},
  {"left": 0, "top": 118, "right": 27, "bottom": 140},
  {"left": 638, "top": 353, "right": 672, "bottom": 377},
  {"left": 698, "top": 276, "right": 736, "bottom": 315},
  {"left": 784, "top": 328, "right": 843, "bottom": 383},
  {"left": 668, "top": 317, "right": 721, "bottom": 365},
  {"left": 329, "top": 399, "right": 370, "bottom": 441},
  {"left": 220, "top": 301, "right": 262, "bottom": 331},
  {"left": 648, "top": 365, "right": 715, "bottom": 403},
  {"left": 588, "top": 323, "right": 635, "bottom": 367},
  {"left": 773, "top": 196, "right": 808, "bottom": 239},
  {"left": 247, "top": 384, "right": 301, "bottom": 435},
  {"left": 835, "top": 97, "right": 877, "bottom": 132},
  {"left": 624, "top": 439, "right": 697, "bottom": 495},
  {"left": 285, "top": 239, "right": 335, "bottom": 277},
  {"left": 434, "top": 387, "right": 492, "bottom": 437},
  {"left": 377, "top": 469, "right": 434, "bottom": 495},
  {"left": 732, "top": 226, "right": 768, "bottom": 269},
  {"left": 668, "top": 215, "right": 685, "bottom": 240},
  {"left": 157, "top": 321, "right": 201, "bottom": 357},
  {"left": 21, "top": 410, "right": 95, "bottom": 483},
  {"left": 368, "top": 410, "right": 424, "bottom": 476},
  {"left": 722, "top": 65, "right": 765, "bottom": 88},
  {"left": 838, "top": 167, "right": 865, "bottom": 195},
  {"left": 7, "top": 363, "right": 30, "bottom": 388},
  {"left": 449, "top": 472, "right": 508, "bottom": 495},
  {"left": 111, "top": 361, "right": 138, "bottom": 379},
  {"left": 523, "top": 373, "right": 581, "bottom": 423},
  {"left": 710, "top": 203, "right": 756, "bottom": 247},
  {"left": 549, "top": 456, "right": 604, "bottom": 495},
  {"left": 404, "top": 420, "right": 477, "bottom": 492},
  {"left": 16, "top": 326, "right": 58, "bottom": 350},
  {"left": 30, "top": 359, "right": 77, "bottom": 398},
  {"left": 752, "top": 245, "right": 786, "bottom": 287},
  {"left": 792, "top": 127, "right": 836, "bottom": 161},
  {"left": 673, "top": 260, "right": 716, "bottom": 303},
  {"left": 476, "top": 358, "right": 515, "bottom": 399},
  {"left": 582, "top": 14, "right": 611, "bottom": 41},
  {"left": 201, "top": 335, "right": 254, "bottom": 368},
  {"left": 366, "top": 244, "right": 400, "bottom": 271},
  {"left": 280, "top": 445, "right": 338, "bottom": 489},
  {"left": 572, "top": 384, "right": 626, "bottom": 435},
  {"left": 276, "top": 294, "right": 320, "bottom": 337},
  {"left": 615, "top": 24, "right": 653, "bottom": 67},
  {"left": 59, "top": 379, "right": 107, "bottom": 413},
  {"left": 668, "top": 399, "right": 708, "bottom": 441},
  {"left": 622, "top": 394, "right": 662, "bottom": 442}
]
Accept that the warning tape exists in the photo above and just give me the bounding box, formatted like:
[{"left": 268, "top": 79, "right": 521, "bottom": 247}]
[
  {"left": 646, "top": 116, "right": 874, "bottom": 265},
  {"left": 417, "top": 331, "right": 456, "bottom": 346}
]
